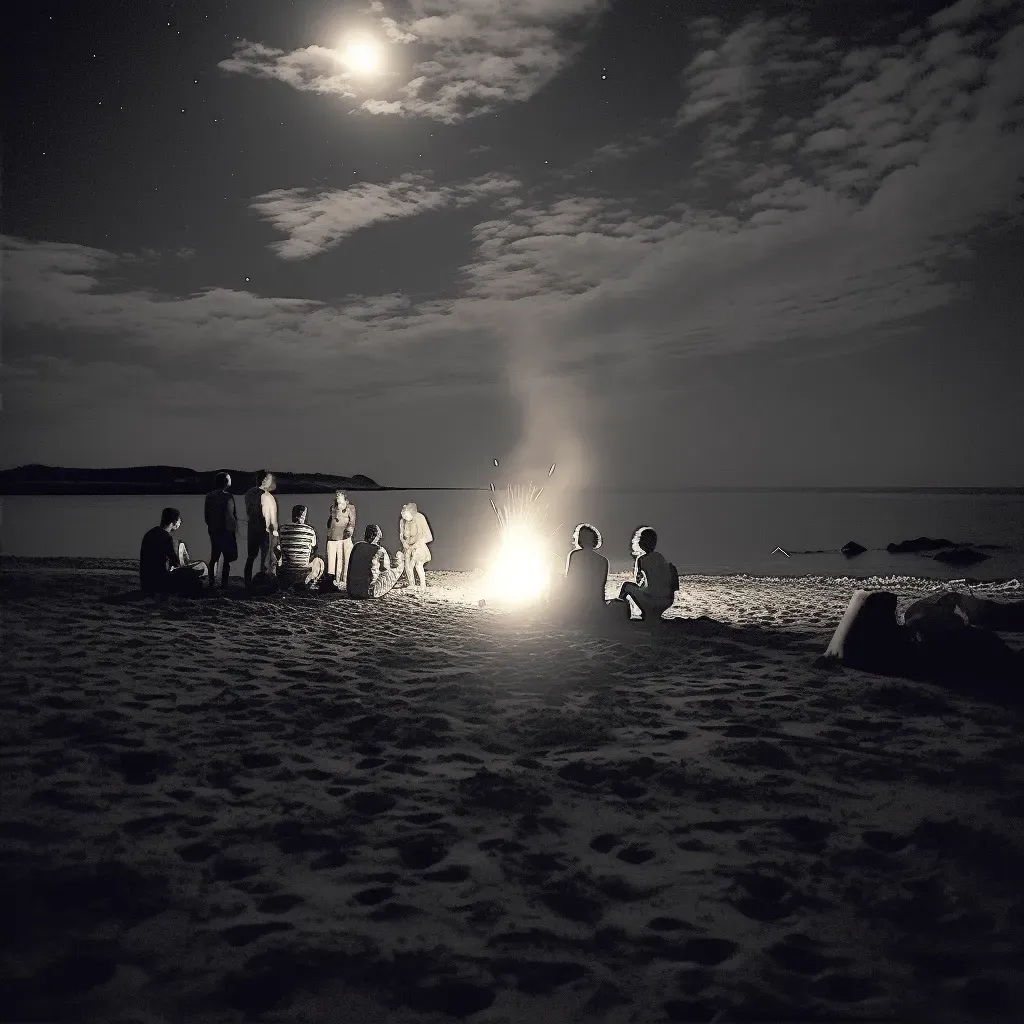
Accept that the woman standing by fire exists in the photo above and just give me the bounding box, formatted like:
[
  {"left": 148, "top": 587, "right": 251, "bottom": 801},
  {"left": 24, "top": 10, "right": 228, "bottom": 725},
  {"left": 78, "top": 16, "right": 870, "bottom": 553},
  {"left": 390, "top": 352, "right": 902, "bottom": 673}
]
[{"left": 399, "top": 502, "right": 433, "bottom": 590}]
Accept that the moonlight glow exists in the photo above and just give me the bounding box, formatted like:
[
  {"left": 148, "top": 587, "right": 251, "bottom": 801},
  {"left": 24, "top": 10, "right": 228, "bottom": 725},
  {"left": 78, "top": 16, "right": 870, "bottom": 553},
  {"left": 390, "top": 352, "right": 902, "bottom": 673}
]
[{"left": 340, "top": 38, "right": 383, "bottom": 75}]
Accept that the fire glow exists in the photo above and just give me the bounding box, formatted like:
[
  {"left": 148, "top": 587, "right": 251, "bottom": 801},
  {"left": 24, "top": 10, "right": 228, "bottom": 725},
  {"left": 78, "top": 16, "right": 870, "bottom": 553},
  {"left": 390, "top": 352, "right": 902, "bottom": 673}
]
[{"left": 485, "top": 479, "right": 559, "bottom": 606}]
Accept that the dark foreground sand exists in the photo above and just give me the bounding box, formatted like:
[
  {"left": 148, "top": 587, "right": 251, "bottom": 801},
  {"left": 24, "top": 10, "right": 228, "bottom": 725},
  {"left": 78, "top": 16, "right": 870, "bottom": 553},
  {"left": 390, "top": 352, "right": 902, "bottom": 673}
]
[{"left": 1, "top": 558, "right": 1022, "bottom": 1024}]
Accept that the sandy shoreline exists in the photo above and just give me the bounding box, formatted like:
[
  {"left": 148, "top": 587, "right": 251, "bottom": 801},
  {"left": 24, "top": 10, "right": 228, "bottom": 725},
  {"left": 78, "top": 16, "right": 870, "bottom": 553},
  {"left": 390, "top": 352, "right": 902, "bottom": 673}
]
[{"left": 2, "top": 559, "right": 1022, "bottom": 1023}]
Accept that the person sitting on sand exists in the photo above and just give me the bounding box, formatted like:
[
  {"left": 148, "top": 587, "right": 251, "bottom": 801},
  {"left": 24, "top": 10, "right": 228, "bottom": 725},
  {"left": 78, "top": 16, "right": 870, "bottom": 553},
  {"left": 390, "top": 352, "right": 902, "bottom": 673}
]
[
  {"left": 326, "top": 490, "right": 356, "bottom": 590},
  {"left": 399, "top": 502, "right": 433, "bottom": 590},
  {"left": 614, "top": 526, "right": 677, "bottom": 622},
  {"left": 204, "top": 472, "right": 238, "bottom": 590},
  {"left": 347, "top": 524, "right": 405, "bottom": 600},
  {"left": 244, "top": 470, "right": 279, "bottom": 588},
  {"left": 140, "top": 507, "right": 209, "bottom": 596},
  {"left": 562, "top": 523, "right": 611, "bottom": 620},
  {"left": 277, "top": 505, "right": 325, "bottom": 591}
]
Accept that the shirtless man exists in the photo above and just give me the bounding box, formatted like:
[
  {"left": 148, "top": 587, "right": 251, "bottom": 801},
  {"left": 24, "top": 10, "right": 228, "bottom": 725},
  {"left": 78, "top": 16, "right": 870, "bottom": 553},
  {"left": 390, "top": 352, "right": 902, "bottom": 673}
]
[{"left": 243, "top": 470, "right": 280, "bottom": 588}]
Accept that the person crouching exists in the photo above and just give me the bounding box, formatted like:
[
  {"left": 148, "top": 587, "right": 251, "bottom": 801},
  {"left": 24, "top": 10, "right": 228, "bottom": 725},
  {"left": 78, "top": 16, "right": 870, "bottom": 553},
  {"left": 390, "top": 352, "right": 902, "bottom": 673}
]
[{"left": 347, "top": 524, "right": 405, "bottom": 599}]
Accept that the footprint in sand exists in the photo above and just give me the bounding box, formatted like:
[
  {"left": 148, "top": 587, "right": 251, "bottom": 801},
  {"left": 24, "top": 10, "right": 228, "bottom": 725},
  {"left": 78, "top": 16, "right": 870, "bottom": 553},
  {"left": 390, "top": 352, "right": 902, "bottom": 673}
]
[
  {"left": 258, "top": 893, "right": 304, "bottom": 913},
  {"left": 731, "top": 871, "right": 799, "bottom": 921},
  {"left": 646, "top": 917, "right": 690, "bottom": 932},
  {"left": 810, "top": 972, "right": 877, "bottom": 1002},
  {"left": 396, "top": 837, "right": 449, "bottom": 870},
  {"left": 241, "top": 752, "right": 280, "bottom": 769},
  {"left": 584, "top": 980, "right": 631, "bottom": 1014},
  {"left": 955, "top": 976, "right": 1009, "bottom": 1014},
  {"left": 423, "top": 865, "right": 471, "bottom": 883},
  {"left": 900, "top": 946, "right": 977, "bottom": 978},
  {"left": 670, "top": 937, "right": 740, "bottom": 966},
  {"left": 616, "top": 845, "right": 656, "bottom": 864},
  {"left": 113, "top": 748, "right": 175, "bottom": 784},
  {"left": 488, "top": 958, "right": 590, "bottom": 995},
  {"left": 778, "top": 816, "right": 835, "bottom": 845},
  {"left": 347, "top": 790, "right": 398, "bottom": 816},
  {"left": 310, "top": 849, "right": 350, "bottom": 870},
  {"left": 272, "top": 820, "right": 337, "bottom": 854},
  {"left": 220, "top": 922, "right": 295, "bottom": 946},
  {"left": 353, "top": 886, "right": 393, "bottom": 906},
  {"left": 767, "top": 936, "right": 837, "bottom": 974},
  {"left": 589, "top": 833, "right": 619, "bottom": 853},
  {"left": 478, "top": 838, "right": 526, "bottom": 853},
  {"left": 664, "top": 998, "right": 719, "bottom": 1022},
  {"left": 35, "top": 953, "right": 118, "bottom": 999},
  {"left": 540, "top": 887, "right": 604, "bottom": 926},
  {"left": 405, "top": 811, "right": 446, "bottom": 825},
  {"left": 369, "top": 902, "right": 421, "bottom": 921},
  {"left": 211, "top": 857, "right": 260, "bottom": 882},
  {"left": 177, "top": 841, "right": 219, "bottom": 863},
  {"left": 404, "top": 981, "right": 496, "bottom": 1017},
  {"left": 862, "top": 829, "right": 910, "bottom": 853}
]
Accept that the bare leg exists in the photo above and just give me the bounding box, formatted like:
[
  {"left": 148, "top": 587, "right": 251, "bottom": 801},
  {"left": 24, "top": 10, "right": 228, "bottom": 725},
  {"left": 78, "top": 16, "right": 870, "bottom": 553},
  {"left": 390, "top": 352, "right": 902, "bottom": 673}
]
[
  {"left": 415, "top": 562, "right": 426, "bottom": 589},
  {"left": 404, "top": 549, "right": 415, "bottom": 588}
]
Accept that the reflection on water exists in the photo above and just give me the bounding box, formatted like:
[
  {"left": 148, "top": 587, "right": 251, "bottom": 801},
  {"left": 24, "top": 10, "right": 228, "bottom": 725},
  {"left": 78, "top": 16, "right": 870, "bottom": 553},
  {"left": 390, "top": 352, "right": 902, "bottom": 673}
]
[{"left": 2, "top": 489, "right": 1022, "bottom": 581}]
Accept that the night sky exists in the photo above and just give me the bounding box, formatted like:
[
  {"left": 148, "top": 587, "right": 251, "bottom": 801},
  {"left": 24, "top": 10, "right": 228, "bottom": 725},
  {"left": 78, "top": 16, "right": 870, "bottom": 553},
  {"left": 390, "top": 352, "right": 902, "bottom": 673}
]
[{"left": 4, "top": 0, "right": 1023, "bottom": 488}]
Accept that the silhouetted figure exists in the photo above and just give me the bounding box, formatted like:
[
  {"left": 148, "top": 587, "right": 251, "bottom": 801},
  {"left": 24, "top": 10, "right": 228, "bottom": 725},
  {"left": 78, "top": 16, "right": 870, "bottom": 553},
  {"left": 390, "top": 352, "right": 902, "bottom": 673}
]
[
  {"left": 562, "top": 523, "right": 612, "bottom": 621},
  {"left": 821, "top": 591, "right": 915, "bottom": 674},
  {"left": 347, "top": 524, "right": 405, "bottom": 599},
  {"left": 244, "top": 470, "right": 279, "bottom": 588},
  {"left": 139, "top": 507, "right": 208, "bottom": 596},
  {"left": 326, "top": 490, "right": 356, "bottom": 590},
  {"left": 822, "top": 589, "right": 1024, "bottom": 695},
  {"left": 204, "top": 471, "right": 238, "bottom": 589},
  {"left": 278, "top": 504, "right": 326, "bottom": 590},
  {"left": 615, "top": 526, "right": 677, "bottom": 622},
  {"left": 399, "top": 502, "right": 433, "bottom": 590}
]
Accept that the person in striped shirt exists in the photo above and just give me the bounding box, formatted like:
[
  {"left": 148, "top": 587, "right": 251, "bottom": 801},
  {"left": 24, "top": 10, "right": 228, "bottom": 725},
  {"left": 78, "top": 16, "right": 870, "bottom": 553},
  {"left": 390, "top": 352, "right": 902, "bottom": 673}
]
[{"left": 277, "top": 504, "right": 325, "bottom": 590}]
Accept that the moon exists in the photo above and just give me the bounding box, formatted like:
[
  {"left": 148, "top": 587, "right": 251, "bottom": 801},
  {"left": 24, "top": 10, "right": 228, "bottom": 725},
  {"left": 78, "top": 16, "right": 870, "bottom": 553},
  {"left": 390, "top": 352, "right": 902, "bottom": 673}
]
[{"left": 341, "top": 38, "right": 383, "bottom": 75}]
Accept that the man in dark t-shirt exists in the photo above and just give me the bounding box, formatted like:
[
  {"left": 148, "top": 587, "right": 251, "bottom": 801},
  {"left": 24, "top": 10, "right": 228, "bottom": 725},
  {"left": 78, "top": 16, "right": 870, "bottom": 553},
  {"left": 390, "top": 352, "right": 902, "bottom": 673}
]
[
  {"left": 140, "top": 508, "right": 209, "bottom": 595},
  {"left": 204, "top": 472, "right": 238, "bottom": 589}
]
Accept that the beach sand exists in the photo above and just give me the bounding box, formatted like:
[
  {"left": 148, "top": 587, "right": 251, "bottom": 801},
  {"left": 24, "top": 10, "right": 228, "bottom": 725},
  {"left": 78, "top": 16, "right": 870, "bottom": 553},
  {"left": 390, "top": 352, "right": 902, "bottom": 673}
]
[{"left": 2, "top": 558, "right": 1022, "bottom": 1023}]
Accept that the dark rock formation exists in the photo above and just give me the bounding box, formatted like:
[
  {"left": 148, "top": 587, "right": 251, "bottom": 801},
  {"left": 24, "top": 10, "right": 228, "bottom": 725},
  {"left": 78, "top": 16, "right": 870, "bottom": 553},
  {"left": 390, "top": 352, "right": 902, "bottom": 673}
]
[
  {"left": 841, "top": 541, "right": 867, "bottom": 557},
  {"left": 886, "top": 537, "right": 956, "bottom": 554},
  {"left": 0, "top": 464, "right": 382, "bottom": 495},
  {"left": 933, "top": 547, "right": 990, "bottom": 567}
]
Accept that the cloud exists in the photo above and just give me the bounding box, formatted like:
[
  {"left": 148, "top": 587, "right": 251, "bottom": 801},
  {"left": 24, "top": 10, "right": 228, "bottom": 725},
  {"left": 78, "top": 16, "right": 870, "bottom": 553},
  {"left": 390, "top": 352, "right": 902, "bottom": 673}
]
[
  {"left": 217, "top": 41, "right": 360, "bottom": 99},
  {"left": 250, "top": 173, "right": 520, "bottom": 259},
  {"left": 219, "top": 0, "right": 609, "bottom": 122},
  {"left": 7, "top": 0, "right": 1024, "bottom": 470}
]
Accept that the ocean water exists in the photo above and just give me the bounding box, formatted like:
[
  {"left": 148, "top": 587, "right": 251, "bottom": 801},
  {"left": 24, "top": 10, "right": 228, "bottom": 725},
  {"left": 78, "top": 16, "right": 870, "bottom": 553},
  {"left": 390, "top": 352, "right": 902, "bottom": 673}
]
[{"left": 2, "top": 488, "right": 1022, "bottom": 581}]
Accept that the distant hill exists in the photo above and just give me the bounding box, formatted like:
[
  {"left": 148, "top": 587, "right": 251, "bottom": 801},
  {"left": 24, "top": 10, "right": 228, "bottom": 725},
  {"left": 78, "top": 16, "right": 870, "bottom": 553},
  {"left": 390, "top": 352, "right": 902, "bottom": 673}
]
[{"left": 0, "top": 465, "right": 384, "bottom": 495}]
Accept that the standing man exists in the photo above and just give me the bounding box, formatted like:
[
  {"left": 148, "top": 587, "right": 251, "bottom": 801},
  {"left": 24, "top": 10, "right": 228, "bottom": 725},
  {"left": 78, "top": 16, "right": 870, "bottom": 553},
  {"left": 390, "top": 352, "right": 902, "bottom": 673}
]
[
  {"left": 244, "top": 470, "right": 280, "bottom": 588},
  {"left": 204, "top": 471, "right": 238, "bottom": 589},
  {"left": 326, "top": 490, "right": 356, "bottom": 590}
]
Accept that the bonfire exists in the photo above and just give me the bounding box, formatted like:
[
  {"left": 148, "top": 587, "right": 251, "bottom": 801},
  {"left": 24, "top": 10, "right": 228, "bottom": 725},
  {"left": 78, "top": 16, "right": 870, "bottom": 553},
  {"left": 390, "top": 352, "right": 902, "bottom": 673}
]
[{"left": 486, "top": 477, "right": 561, "bottom": 605}]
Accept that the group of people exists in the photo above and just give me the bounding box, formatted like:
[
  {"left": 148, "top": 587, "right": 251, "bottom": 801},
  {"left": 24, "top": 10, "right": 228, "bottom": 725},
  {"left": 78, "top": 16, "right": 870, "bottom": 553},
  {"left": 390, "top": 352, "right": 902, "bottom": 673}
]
[
  {"left": 139, "top": 471, "right": 434, "bottom": 600},
  {"left": 139, "top": 470, "right": 680, "bottom": 623},
  {"left": 561, "top": 522, "right": 679, "bottom": 623}
]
